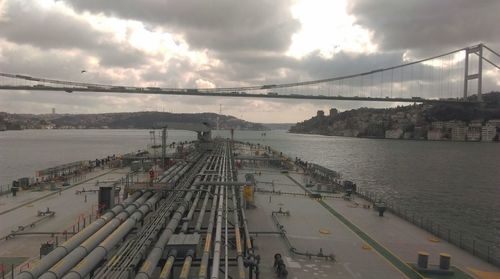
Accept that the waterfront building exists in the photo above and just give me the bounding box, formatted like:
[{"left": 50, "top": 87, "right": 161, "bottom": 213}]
[
  {"left": 431, "top": 121, "right": 444, "bottom": 129},
  {"left": 385, "top": 128, "right": 403, "bottom": 139},
  {"left": 451, "top": 126, "right": 467, "bottom": 141},
  {"left": 444, "top": 120, "right": 464, "bottom": 130},
  {"left": 481, "top": 125, "right": 497, "bottom": 141},
  {"left": 466, "top": 126, "right": 481, "bottom": 141},
  {"left": 427, "top": 129, "right": 443, "bottom": 140},
  {"left": 487, "top": 119, "right": 500, "bottom": 128}
]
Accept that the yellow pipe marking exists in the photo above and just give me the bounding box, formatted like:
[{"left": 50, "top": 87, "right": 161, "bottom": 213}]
[
  {"left": 141, "top": 260, "right": 150, "bottom": 271},
  {"left": 159, "top": 257, "right": 174, "bottom": 278},
  {"left": 204, "top": 233, "right": 212, "bottom": 252},
  {"left": 235, "top": 229, "right": 242, "bottom": 254}
]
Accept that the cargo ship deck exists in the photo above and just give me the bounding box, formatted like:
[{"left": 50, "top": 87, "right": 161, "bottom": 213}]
[{"left": 0, "top": 139, "right": 498, "bottom": 279}]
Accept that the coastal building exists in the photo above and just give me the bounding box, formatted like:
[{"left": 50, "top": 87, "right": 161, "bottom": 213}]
[
  {"left": 466, "top": 126, "right": 481, "bottom": 141},
  {"left": 431, "top": 121, "right": 444, "bottom": 129},
  {"left": 316, "top": 110, "right": 325, "bottom": 117},
  {"left": 444, "top": 120, "right": 465, "bottom": 130},
  {"left": 451, "top": 126, "right": 467, "bottom": 141},
  {"left": 385, "top": 128, "right": 403, "bottom": 139},
  {"left": 481, "top": 125, "right": 497, "bottom": 141},
  {"left": 487, "top": 119, "right": 500, "bottom": 128},
  {"left": 427, "top": 129, "right": 444, "bottom": 140}
]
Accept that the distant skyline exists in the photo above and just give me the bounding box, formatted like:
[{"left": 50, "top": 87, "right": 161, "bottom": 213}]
[{"left": 0, "top": 0, "right": 499, "bottom": 122}]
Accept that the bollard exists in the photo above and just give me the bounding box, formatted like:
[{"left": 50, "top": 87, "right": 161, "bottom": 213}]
[
  {"left": 417, "top": 252, "right": 429, "bottom": 268},
  {"left": 439, "top": 253, "right": 451, "bottom": 270}
]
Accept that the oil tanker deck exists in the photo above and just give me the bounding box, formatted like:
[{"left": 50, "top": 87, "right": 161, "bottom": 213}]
[{"left": 1, "top": 134, "right": 499, "bottom": 278}]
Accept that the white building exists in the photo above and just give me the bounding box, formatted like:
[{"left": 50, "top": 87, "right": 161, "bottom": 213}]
[
  {"left": 431, "top": 121, "right": 444, "bottom": 129},
  {"left": 445, "top": 120, "right": 465, "bottom": 130},
  {"left": 385, "top": 128, "right": 403, "bottom": 139},
  {"left": 427, "top": 129, "right": 444, "bottom": 141},
  {"left": 451, "top": 126, "right": 466, "bottom": 141},
  {"left": 487, "top": 119, "right": 500, "bottom": 128},
  {"left": 481, "top": 125, "right": 497, "bottom": 142},
  {"left": 466, "top": 127, "right": 481, "bottom": 141}
]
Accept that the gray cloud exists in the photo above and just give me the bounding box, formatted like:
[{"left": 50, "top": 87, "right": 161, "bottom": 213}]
[
  {"left": 0, "top": 1, "right": 100, "bottom": 50},
  {"left": 61, "top": 0, "right": 300, "bottom": 55},
  {"left": 0, "top": 1, "right": 149, "bottom": 68},
  {"left": 1, "top": 0, "right": 499, "bottom": 123},
  {"left": 348, "top": 0, "right": 500, "bottom": 55}
]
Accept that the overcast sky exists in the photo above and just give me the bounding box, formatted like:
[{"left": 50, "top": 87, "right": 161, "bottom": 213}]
[{"left": 0, "top": 0, "right": 499, "bottom": 123}]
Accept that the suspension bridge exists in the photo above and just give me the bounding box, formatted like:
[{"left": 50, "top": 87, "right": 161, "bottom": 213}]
[{"left": 0, "top": 43, "right": 499, "bottom": 103}]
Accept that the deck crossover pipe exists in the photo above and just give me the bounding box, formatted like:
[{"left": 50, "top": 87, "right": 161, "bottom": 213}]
[
  {"left": 179, "top": 249, "right": 195, "bottom": 279},
  {"left": 193, "top": 187, "right": 210, "bottom": 232},
  {"left": 158, "top": 162, "right": 185, "bottom": 182},
  {"left": 15, "top": 191, "right": 143, "bottom": 279},
  {"left": 135, "top": 153, "right": 212, "bottom": 279},
  {"left": 211, "top": 144, "right": 229, "bottom": 279},
  {"left": 158, "top": 250, "right": 177, "bottom": 279},
  {"left": 199, "top": 143, "right": 228, "bottom": 279},
  {"left": 159, "top": 152, "right": 202, "bottom": 183},
  {"left": 93, "top": 161, "right": 203, "bottom": 279},
  {"left": 231, "top": 184, "right": 246, "bottom": 278},
  {"left": 181, "top": 186, "right": 204, "bottom": 233},
  {"left": 198, "top": 186, "right": 220, "bottom": 279},
  {"left": 37, "top": 191, "right": 155, "bottom": 279},
  {"left": 61, "top": 193, "right": 161, "bottom": 279}
]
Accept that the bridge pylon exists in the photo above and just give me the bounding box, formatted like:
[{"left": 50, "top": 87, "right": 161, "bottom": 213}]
[{"left": 463, "top": 43, "right": 483, "bottom": 101}]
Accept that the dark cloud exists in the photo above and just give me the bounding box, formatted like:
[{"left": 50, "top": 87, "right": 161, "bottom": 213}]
[
  {"left": 62, "top": 0, "right": 300, "bottom": 54},
  {"left": 348, "top": 0, "right": 500, "bottom": 55},
  {"left": 0, "top": 1, "right": 149, "bottom": 68},
  {"left": 1, "top": 0, "right": 498, "bottom": 122},
  {"left": 0, "top": 1, "right": 100, "bottom": 50},
  {"left": 0, "top": 44, "right": 91, "bottom": 80}
]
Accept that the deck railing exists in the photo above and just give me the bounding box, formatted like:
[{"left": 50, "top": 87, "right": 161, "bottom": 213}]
[
  {"left": 356, "top": 188, "right": 500, "bottom": 267},
  {"left": 0, "top": 184, "right": 11, "bottom": 196}
]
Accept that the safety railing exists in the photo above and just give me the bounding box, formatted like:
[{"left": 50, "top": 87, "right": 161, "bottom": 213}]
[
  {"left": 0, "top": 184, "right": 11, "bottom": 196},
  {"left": 356, "top": 188, "right": 500, "bottom": 267}
]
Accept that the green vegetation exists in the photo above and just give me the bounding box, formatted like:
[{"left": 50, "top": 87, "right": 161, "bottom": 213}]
[{"left": 0, "top": 111, "right": 266, "bottom": 131}]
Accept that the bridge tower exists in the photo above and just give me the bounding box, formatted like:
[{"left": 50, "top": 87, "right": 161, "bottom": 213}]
[{"left": 463, "top": 44, "right": 483, "bottom": 101}]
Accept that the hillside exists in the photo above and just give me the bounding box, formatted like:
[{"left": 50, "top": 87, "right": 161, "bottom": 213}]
[
  {"left": 290, "top": 92, "right": 500, "bottom": 141},
  {"left": 0, "top": 111, "right": 266, "bottom": 131}
]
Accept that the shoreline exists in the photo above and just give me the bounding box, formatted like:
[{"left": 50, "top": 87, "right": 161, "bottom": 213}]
[{"left": 288, "top": 131, "right": 499, "bottom": 143}]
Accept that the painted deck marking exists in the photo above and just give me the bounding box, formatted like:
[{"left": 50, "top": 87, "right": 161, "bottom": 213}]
[{"left": 286, "top": 174, "right": 424, "bottom": 279}]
